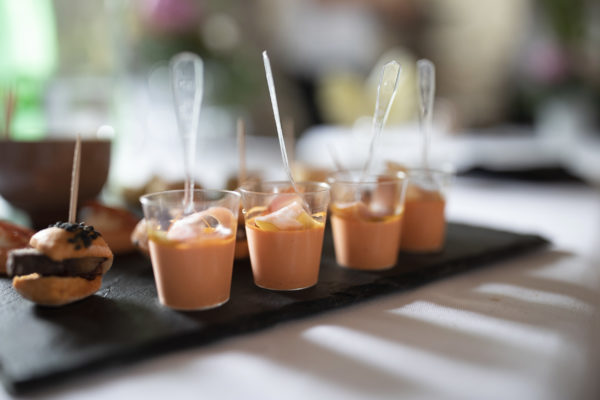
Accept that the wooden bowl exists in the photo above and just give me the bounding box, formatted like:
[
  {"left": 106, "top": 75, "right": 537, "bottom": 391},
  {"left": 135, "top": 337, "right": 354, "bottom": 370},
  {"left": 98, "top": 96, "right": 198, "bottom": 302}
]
[{"left": 0, "top": 139, "right": 111, "bottom": 228}]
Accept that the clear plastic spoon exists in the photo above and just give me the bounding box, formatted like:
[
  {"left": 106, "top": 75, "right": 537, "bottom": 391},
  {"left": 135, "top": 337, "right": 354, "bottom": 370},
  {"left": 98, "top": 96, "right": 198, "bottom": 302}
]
[
  {"left": 417, "top": 59, "right": 435, "bottom": 171},
  {"left": 170, "top": 52, "right": 204, "bottom": 213},
  {"left": 262, "top": 51, "right": 300, "bottom": 195},
  {"left": 361, "top": 61, "right": 402, "bottom": 178}
]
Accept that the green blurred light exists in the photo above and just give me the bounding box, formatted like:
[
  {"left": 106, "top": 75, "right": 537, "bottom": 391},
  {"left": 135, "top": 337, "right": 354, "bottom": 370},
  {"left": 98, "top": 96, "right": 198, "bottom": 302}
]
[
  {"left": 0, "top": 0, "right": 57, "bottom": 139},
  {"left": 0, "top": 0, "right": 57, "bottom": 78}
]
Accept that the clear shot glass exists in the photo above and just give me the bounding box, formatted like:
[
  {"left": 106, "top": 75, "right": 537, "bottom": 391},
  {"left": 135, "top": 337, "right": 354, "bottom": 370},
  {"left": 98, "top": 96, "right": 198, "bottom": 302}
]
[
  {"left": 239, "top": 181, "right": 330, "bottom": 291},
  {"left": 141, "top": 189, "right": 240, "bottom": 310},
  {"left": 329, "top": 171, "right": 408, "bottom": 270},
  {"left": 400, "top": 168, "right": 453, "bottom": 253}
]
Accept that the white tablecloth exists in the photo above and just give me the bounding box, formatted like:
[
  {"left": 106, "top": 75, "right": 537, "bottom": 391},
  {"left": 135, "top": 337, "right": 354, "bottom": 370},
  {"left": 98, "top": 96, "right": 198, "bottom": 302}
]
[{"left": 2, "top": 177, "right": 599, "bottom": 400}]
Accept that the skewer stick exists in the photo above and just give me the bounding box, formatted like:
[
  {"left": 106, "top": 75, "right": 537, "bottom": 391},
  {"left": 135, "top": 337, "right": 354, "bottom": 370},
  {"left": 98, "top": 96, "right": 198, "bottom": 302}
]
[
  {"left": 2, "top": 85, "right": 17, "bottom": 140},
  {"left": 2, "top": 89, "right": 7, "bottom": 139},
  {"left": 237, "top": 118, "right": 247, "bottom": 185},
  {"left": 68, "top": 134, "right": 82, "bottom": 223},
  {"left": 328, "top": 143, "right": 345, "bottom": 172}
]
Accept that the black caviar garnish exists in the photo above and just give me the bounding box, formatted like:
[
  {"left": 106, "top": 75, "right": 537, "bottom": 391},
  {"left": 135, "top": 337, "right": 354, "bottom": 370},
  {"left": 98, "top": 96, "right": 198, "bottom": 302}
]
[{"left": 51, "top": 221, "right": 101, "bottom": 249}]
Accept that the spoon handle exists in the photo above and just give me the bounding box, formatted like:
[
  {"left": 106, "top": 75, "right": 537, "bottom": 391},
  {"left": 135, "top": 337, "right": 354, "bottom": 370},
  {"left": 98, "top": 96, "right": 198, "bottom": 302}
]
[
  {"left": 262, "top": 51, "right": 299, "bottom": 194},
  {"left": 362, "top": 60, "right": 402, "bottom": 176},
  {"left": 417, "top": 59, "right": 435, "bottom": 169},
  {"left": 170, "top": 52, "right": 204, "bottom": 211}
]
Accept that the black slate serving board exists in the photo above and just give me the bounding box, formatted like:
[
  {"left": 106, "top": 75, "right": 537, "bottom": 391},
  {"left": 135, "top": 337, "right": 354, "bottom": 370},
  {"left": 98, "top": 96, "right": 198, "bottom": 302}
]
[{"left": 0, "top": 222, "right": 548, "bottom": 395}]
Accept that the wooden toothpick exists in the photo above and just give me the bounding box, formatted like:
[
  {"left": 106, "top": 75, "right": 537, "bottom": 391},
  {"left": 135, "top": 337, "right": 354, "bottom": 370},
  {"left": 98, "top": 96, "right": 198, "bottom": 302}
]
[
  {"left": 237, "top": 118, "right": 247, "bottom": 185},
  {"left": 68, "top": 134, "right": 82, "bottom": 223},
  {"left": 2, "top": 85, "right": 17, "bottom": 140}
]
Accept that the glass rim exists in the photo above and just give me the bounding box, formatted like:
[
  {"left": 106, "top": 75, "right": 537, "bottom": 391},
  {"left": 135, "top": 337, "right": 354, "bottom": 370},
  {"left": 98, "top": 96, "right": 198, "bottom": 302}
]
[
  {"left": 238, "top": 180, "right": 330, "bottom": 196},
  {"left": 327, "top": 170, "right": 407, "bottom": 185},
  {"left": 140, "top": 188, "right": 241, "bottom": 205}
]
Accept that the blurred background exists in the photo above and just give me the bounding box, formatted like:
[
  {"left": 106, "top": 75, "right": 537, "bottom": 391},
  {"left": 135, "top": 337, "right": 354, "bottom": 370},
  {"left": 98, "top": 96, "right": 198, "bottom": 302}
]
[{"left": 0, "top": 0, "right": 599, "bottom": 218}]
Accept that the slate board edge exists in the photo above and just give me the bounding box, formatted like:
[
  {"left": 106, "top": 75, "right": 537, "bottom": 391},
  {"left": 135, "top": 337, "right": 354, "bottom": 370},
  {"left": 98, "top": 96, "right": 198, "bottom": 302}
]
[
  {"left": 2, "top": 224, "right": 550, "bottom": 395},
  {"left": 380, "top": 230, "right": 550, "bottom": 289}
]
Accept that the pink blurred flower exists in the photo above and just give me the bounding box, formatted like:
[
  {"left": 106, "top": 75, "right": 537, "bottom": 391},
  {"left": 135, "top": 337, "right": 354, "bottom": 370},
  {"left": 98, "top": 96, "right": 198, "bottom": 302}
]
[
  {"left": 526, "top": 40, "right": 570, "bottom": 84},
  {"left": 138, "top": 0, "right": 202, "bottom": 34}
]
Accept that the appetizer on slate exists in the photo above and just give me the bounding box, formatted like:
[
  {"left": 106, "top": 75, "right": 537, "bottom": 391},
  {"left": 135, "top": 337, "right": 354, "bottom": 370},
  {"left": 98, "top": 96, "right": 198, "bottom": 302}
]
[
  {"left": 121, "top": 176, "right": 188, "bottom": 210},
  {"left": 6, "top": 135, "right": 113, "bottom": 306},
  {"left": 79, "top": 201, "right": 140, "bottom": 254},
  {"left": 0, "top": 220, "right": 34, "bottom": 275},
  {"left": 130, "top": 218, "right": 149, "bottom": 257},
  {"left": 7, "top": 222, "right": 113, "bottom": 306}
]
